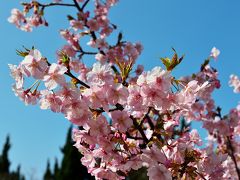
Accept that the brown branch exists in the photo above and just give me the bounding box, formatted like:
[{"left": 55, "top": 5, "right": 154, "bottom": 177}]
[
  {"left": 90, "top": 104, "right": 124, "bottom": 114},
  {"left": 130, "top": 116, "right": 149, "bottom": 144},
  {"left": 46, "top": 61, "right": 90, "bottom": 89},
  {"left": 73, "top": 0, "right": 82, "bottom": 11},
  {"left": 71, "top": 0, "right": 120, "bottom": 77},
  {"left": 109, "top": 103, "right": 124, "bottom": 112},
  {"left": 81, "top": 0, "right": 90, "bottom": 11},
  {"left": 72, "top": 0, "right": 91, "bottom": 23},
  {"left": 139, "top": 107, "right": 152, "bottom": 127},
  {"left": 29, "top": 2, "right": 76, "bottom": 8},
  {"left": 77, "top": 48, "right": 98, "bottom": 56},
  {"left": 196, "top": 171, "right": 207, "bottom": 180},
  {"left": 227, "top": 136, "right": 240, "bottom": 179},
  {"left": 82, "top": 51, "right": 98, "bottom": 55},
  {"left": 146, "top": 115, "right": 154, "bottom": 130},
  {"left": 126, "top": 132, "right": 143, "bottom": 140},
  {"left": 65, "top": 70, "right": 90, "bottom": 88},
  {"left": 143, "top": 107, "right": 154, "bottom": 130}
]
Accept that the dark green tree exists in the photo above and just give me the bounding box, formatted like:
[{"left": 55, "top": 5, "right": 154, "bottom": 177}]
[
  {"left": 53, "top": 158, "right": 59, "bottom": 178},
  {"left": 44, "top": 126, "right": 94, "bottom": 180},
  {"left": 0, "top": 135, "right": 11, "bottom": 175},
  {"left": 127, "top": 167, "right": 148, "bottom": 180},
  {"left": 57, "top": 126, "right": 94, "bottom": 180},
  {"left": 43, "top": 160, "right": 54, "bottom": 180},
  {"left": 0, "top": 135, "right": 25, "bottom": 180},
  {"left": 10, "top": 165, "right": 25, "bottom": 180}
]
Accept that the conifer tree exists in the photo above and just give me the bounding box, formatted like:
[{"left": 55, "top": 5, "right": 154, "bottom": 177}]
[
  {"left": 57, "top": 126, "right": 94, "bottom": 180},
  {"left": 0, "top": 135, "right": 11, "bottom": 175},
  {"left": 44, "top": 127, "right": 94, "bottom": 180},
  {"left": 53, "top": 158, "right": 59, "bottom": 179},
  {"left": 11, "top": 165, "right": 25, "bottom": 180},
  {"left": 43, "top": 160, "right": 54, "bottom": 180},
  {"left": 0, "top": 135, "right": 25, "bottom": 180}
]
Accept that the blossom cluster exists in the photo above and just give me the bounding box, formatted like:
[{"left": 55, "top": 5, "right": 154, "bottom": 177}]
[{"left": 8, "top": 0, "right": 240, "bottom": 179}]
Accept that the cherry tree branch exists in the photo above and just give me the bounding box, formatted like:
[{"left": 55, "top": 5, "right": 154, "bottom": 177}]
[
  {"left": 126, "top": 132, "right": 143, "bottom": 140},
  {"left": 130, "top": 116, "right": 149, "bottom": 145},
  {"left": 22, "top": 2, "right": 76, "bottom": 8},
  {"left": 72, "top": 0, "right": 120, "bottom": 76},
  {"left": 81, "top": 0, "right": 90, "bottom": 11},
  {"left": 65, "top": 70, "right": 90, "bottom": 88},
  {"left": 46, "top": 61, "right": 90, "bottom": 89},
  {"left": 73, "top": 0, "right": 82, "bottom": 11},
  {"left": 227, "top": 136, "right": 240, "bottom": 179},
  {"left": 40, "top": 3, "right": 75, "bottom": 8}
]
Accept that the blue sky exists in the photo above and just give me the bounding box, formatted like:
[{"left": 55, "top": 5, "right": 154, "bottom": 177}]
[{"left": 1, "top": 0, "right": 240, "bottom": 179}]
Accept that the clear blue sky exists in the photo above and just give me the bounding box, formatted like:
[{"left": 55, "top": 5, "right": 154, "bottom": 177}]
[{"left": 1, "top": 0, "right": 240, "bottom": 179}]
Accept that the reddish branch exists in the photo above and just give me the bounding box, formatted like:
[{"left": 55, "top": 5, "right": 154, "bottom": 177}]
[
  {"left": 23, "top": 2, "right": 76, "bottom": 8},
  {"left": 46, "top": 61, "right": 90, "bottom": 89},
  {"left": 227, "top": 136, "right": 240, "bottom": 179},
  {"left": 130, "top": 116, "right": 149, "bottom": 145}
]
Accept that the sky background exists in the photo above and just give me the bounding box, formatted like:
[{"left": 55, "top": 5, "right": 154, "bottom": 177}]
[{"left": 0, "top": 0, "right": 240, "bottom": 179}]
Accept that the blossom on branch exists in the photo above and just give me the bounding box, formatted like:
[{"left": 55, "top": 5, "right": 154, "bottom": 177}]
[{"left": 8, "top": 0, "right": 240, "bottom": 179}]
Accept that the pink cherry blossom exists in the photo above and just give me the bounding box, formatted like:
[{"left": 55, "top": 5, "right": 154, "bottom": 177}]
[
  {"left": 8, "top": 1, "right": 240, "bottom": 179},
  {"left": 87, "top": 62, "right": 114, "bottom": 86},
  {"left": 9, "top": 64, "right": 24, "bottom": 89},
  {"left": 60, "top": 30, "right": 80, "bottom": 50},
  {"left": 106, "top": 84, "right": 128, "bottom": 105},
  {"left": 229, "top": 74, "right": 240, "bottom": 93},
  {"left": 141, "top": 145, "right": 167, "bottom": 165},
  {"left": 135, "top": 64, "right": 144, "bottom": 75},
  {"left": 39, "top": 90, "right": 62, "bottom": 112},
  {"left": 59, "top": 45, "right": 76, "bottom": 58},
  {"left": 83, "top": 85, "right": 108, "bottom": 110},
  {"left": 70, "top": 19, "right": 84, "bottom": 31},
  {"left": 190, "top": 129, "right": 202, "bottom": 146},
  {"left": 210, "top": 47, "right": 220, "bottom": 60},
  {"left": 43, "top": 63, "right": 67, "bottom": 90},
  {"left": 62, "top": 97, "right": 90, "bottom": 126},
  {"left": 109, "top": 110, "right": 133, "bottom": 132},
  {"left": 8, "top": 8, "right": 26, "bottom": 30},
  {"left": 147, "top": 164, "right": 172, "bottom": 180},
  {"left": 12, "top": 86, "right": 40, "bottom": 105},
  {"left": 87, "top": 19, "right": 100, "bottom": 31},
  {"left": 88, "top": 115, "right": 111, "bottom": 136},
  {"left": 21, "top": 49, "right": 48, "bottom": 79},
  {"left": 127, "top": 85, "right": 143, "bottom": 112}
]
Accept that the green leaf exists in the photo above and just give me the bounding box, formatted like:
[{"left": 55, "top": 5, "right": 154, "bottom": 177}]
[
  {"left": 160, "top": 57, "right": 171, "bottom": 69},
  {"left": 160, "top": 48, "right": 185, "bottom": 71}
]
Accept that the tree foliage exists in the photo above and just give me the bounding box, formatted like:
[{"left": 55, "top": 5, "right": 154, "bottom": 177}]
[
  {"left": 0, "top": 135, "right": 25, "bottom": 180},
  {"left": 43, "top": 127, "right": 94, "bottom": 180}
]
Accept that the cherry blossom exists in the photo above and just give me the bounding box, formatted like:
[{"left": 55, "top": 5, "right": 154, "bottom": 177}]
[
  {"left": 86, "top": 62, "right": 114, "bottom": 86},
  {"left": 210, "top": 47, "right": 220, "bottom": 60},
  {"left": 8, "top": 64, "right": 24, "bottom": 89},
  {"left": 21, "top": 49, "right": 48, "bottom": 79},
  {"left": 43, "top": 63, "right": 67, "bottom": 90},
  {"left": 8, "top": 0, "right": 240, "bottom": 179},
  {"left": 8, "top": 9, "right": 26, "bottom": 30},
  {"left": 147, "top": 164, "right": 171, "bottom": 180},
  {"left": 229, "top": 74, "right": 240, "bottom": 93}
]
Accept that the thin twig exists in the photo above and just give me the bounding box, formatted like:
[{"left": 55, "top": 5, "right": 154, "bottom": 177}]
[
  {"left": 46, "top": 61, "right": 90, "bottom": 89},
  {"left": 77, "top": 49, "right": 98, "bottom": 55},
  {"left": 30, "top": 2, "right": 76, "bottom": 8},
  {"left": 73, "top": 0, "right": 82, "bottom": 11},
  {"left": 81, "top": 0, "right": 90, "bottom": 11},
  {"left": 130, "top": 116, "right": 149, "bottom": 144},
  {"left": 65, "top": 70, "right": 90, "bottom": 88},
  {"left": 146, "top": 115, "right": 154, "bottom": 130},
  {"left": 227, "top": 136, "right": 240, "bottom": 179},
  {"left": 196, "top": 171, "right": 207, "bottom": 180},
  {"left": 126, "top": 132, "right": 143, "bottom": 140}
]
